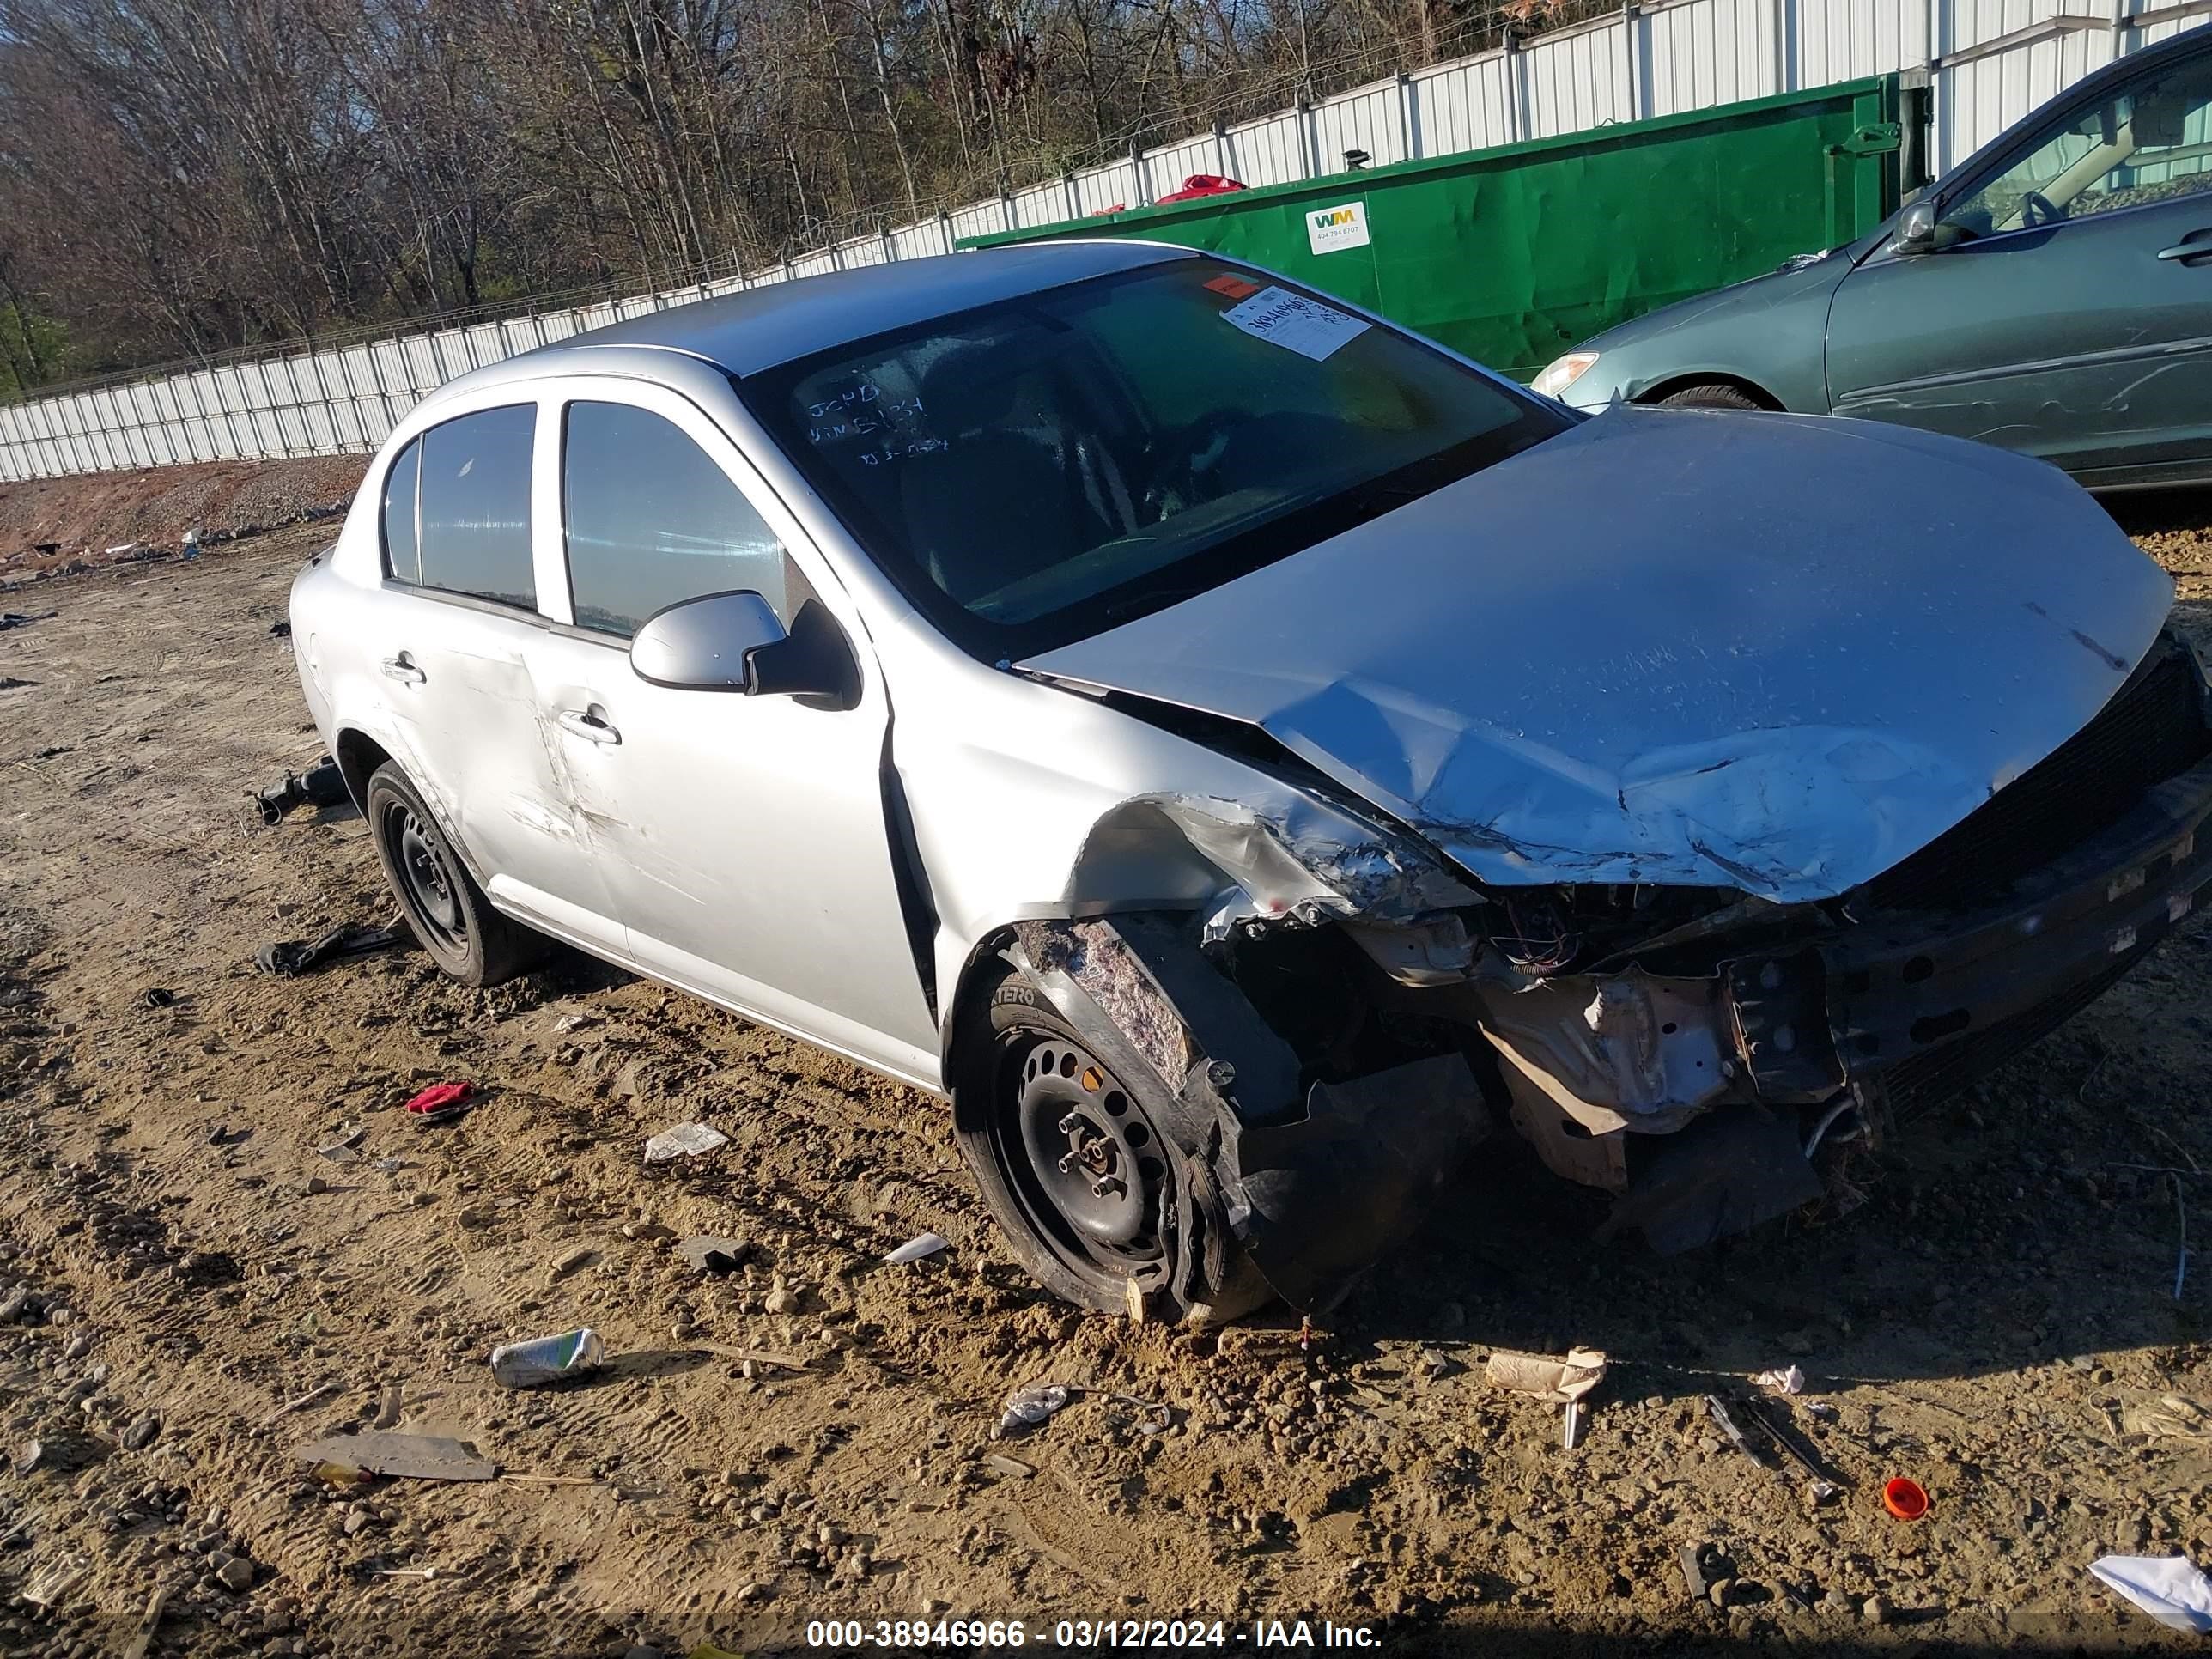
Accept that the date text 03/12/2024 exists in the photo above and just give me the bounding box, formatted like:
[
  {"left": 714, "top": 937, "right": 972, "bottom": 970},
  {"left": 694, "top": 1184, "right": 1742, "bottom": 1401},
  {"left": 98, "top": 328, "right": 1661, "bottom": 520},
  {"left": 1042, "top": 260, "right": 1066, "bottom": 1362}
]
[{"left": 804, "top": 1619, "right": 1384, "bottom": 1648}]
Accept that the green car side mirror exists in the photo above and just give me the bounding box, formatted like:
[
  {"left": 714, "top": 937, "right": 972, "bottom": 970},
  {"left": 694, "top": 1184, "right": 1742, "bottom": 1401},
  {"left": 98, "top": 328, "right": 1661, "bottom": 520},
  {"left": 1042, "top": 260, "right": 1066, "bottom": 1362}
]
[{"left": 1893, "top": 200, "right": 1941, "bottom": 256}]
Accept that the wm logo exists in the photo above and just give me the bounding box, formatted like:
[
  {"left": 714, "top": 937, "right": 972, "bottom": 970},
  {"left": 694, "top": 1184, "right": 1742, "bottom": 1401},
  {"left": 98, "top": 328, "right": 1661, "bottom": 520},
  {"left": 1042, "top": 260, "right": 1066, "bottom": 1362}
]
[{"left": 1312, "top": 209, "right": 1357, "bottom": 228}]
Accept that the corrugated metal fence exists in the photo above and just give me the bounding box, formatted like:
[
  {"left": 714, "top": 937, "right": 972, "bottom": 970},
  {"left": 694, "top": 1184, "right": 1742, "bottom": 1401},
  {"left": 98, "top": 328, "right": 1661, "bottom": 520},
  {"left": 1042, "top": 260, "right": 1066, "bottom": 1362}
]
[{"left": 2, "top": 0, "right": 2207, "bottom": 483}]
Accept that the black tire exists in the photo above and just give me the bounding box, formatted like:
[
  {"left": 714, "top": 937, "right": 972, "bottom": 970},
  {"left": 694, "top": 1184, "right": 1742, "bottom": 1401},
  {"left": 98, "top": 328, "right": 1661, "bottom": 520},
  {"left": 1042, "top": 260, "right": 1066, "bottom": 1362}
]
[
  {"left": 364, "top": 762, "right": 544, "bottom": 988},
  {"left": 951, "top": 965, "right": 1273, "bottom": 1324},
  {"left": 1656, "top": 382, "right": 1765, "bottom": 412}
]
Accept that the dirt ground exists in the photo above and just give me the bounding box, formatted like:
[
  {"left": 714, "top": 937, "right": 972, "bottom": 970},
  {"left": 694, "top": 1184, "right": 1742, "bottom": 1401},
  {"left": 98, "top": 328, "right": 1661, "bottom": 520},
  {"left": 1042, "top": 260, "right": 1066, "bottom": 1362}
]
[{"left": 0, "top": 471, "right": 2208, "bottom": 1659}]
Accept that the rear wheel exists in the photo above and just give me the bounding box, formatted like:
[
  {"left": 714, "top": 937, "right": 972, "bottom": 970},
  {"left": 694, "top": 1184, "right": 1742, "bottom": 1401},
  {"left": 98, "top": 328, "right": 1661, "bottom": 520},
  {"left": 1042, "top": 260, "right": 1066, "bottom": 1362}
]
[
  {"left": 1656, "top": 382, "right": 1766, "bottom": 412},
  {"left": 365, "top": 762, "right": 544, "bottom": 988},
  {"left": 952, "top": 968, "right": 1271, "bottom": 1323}
]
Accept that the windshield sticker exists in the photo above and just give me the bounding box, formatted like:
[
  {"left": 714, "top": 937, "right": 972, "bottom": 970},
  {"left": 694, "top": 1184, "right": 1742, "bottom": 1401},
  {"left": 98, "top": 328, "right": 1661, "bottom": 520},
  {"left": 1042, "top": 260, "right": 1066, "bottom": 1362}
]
[
  {"left": 1305, "top": 201, "right": 1370, "bottom": 256},
  {"left": 1204, "top": 273, "right": 1261, "bottom": 301},
  {"left": 1219, "top": 286, "right": 1370, "bottom": 362}
]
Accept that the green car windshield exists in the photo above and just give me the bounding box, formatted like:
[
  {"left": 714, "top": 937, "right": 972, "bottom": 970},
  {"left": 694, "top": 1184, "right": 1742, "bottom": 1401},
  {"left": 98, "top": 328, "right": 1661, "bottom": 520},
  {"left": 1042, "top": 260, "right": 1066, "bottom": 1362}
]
[{"left": 744, "top": 259, "right": 1569, "bottom": 658}]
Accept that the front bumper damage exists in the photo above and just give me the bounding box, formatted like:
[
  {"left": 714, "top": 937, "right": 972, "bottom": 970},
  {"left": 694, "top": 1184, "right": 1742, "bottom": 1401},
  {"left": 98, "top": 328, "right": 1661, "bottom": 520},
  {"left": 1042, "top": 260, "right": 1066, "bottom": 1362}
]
[{"left": 1003, "top": 666, "right": 2212, "bottom": 1312}]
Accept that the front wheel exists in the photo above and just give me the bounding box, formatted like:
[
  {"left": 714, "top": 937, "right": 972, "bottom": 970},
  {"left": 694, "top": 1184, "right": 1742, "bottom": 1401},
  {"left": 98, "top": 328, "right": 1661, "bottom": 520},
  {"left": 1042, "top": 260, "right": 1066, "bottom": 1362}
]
[
  {"left": 951, "top": 968, "right": 1271, "bottom": 1323},
  {"left": 364, "top": 762, "right": 545, "bottom": 988},
  {"left": 1656, "top": 382, "right": 1766, "bottom": 412}
]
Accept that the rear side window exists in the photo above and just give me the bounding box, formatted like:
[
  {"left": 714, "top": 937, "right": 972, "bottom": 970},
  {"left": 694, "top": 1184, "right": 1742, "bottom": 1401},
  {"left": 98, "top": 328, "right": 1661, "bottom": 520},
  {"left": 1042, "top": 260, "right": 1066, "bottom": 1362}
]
[
  {"left": 380, "top": 440, "right": 421, "bottom": 582},
  {"left": 561, "top": 400, "right": 788, "bottom": 637},
  {"left": 416, "top": 405, "right": 537, "bottom": 608}
]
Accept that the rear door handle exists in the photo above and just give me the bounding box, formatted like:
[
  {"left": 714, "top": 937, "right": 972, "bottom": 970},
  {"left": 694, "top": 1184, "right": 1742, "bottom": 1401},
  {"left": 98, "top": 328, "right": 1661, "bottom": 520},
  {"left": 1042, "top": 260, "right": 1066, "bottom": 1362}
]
[
  {"left": 556, "top": 708, "right": 621, "bottom": 745},
  {"left": 380, "top": 654, "right": 425, "bottom": 684},
  {"left": 2156, "top": 231, "right": 2212, "bottom": 262}
]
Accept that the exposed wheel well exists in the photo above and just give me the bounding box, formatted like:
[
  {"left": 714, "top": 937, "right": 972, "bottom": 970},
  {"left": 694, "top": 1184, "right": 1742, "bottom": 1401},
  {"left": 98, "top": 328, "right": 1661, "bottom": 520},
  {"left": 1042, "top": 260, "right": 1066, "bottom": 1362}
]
[
  {"left": 333, "top": 729, "right": 392, "bottom": 809},
  {"left": 1637, "top": 373, "right": 1782, "bottom": 410}
]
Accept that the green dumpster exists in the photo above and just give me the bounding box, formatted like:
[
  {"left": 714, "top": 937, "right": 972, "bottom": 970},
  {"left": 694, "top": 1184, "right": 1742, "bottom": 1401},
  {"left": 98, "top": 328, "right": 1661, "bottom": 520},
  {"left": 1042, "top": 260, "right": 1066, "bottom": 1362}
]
[{"left": 961, "top": 77, "right": 1905, "bottom": 381}]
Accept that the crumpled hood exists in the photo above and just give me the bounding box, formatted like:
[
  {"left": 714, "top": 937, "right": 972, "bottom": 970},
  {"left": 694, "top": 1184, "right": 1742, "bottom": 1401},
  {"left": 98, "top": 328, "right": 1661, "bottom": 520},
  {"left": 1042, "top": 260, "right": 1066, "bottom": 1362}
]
[{"left": 1023, "top": 405, "right": 2178, "bottom": 902}]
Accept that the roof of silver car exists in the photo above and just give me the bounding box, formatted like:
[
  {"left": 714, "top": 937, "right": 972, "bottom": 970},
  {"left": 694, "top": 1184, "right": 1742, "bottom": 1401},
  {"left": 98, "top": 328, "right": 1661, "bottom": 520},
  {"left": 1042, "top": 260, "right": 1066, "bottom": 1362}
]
[{"left": 535, "top": 241, "right": 1194, "bottom": 379}]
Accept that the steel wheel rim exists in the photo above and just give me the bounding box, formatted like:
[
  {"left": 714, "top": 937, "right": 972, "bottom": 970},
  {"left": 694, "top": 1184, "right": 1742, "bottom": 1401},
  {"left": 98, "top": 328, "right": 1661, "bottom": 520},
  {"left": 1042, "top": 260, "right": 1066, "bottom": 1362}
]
[
  {"left": 386, "top": 801, "right": 466, "bottom": 953},
  {"left": 993, "top": 1030, "right": 1169, "bottom": 1283}
]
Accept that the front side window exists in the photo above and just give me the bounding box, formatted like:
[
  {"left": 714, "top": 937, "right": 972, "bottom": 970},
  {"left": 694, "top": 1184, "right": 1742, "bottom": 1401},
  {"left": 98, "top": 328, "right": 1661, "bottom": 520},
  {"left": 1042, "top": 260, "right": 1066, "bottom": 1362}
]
[
  {"left": 416, "top": 404, "right": 537, "bottom": 608},
  {"left": 743, "top": 259, "right": 1567, "bottom": 659},
  {"left": 1948, "top": 55, "right": 2212, "bottom": 236},
  {"left": 561, "top": 401, "right": 788, "bottom": 637},
  {"left": 380, "top": 438, "right": 421, "bottom": 583}
]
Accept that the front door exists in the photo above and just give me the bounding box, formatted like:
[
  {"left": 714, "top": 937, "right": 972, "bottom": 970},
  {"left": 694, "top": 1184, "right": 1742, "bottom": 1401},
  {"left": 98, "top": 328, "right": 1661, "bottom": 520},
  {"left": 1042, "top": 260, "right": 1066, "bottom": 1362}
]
[
  {"left": 530, "top": 384, "right": 939, "bottom": 1086},
  {"left": 1826, "top": 42, "right": 2212, "bottom": 483}
]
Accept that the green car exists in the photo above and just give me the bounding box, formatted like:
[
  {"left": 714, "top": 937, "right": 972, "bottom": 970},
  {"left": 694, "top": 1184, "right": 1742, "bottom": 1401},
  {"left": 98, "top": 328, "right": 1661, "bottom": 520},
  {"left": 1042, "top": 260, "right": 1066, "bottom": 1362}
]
[{"left": 1537, "top": 25, "right": 2212, "bottom": 491}]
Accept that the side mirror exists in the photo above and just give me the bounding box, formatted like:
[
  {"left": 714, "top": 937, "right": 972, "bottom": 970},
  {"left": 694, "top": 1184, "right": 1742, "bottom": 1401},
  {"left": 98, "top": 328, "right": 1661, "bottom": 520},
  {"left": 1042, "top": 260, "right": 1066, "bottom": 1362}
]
[
  {"left": 629, "top": 591, "right": 790, "bottom": 693},
  {"left": 1892, "top": 199, "right": 1942, "bottom": 257}
]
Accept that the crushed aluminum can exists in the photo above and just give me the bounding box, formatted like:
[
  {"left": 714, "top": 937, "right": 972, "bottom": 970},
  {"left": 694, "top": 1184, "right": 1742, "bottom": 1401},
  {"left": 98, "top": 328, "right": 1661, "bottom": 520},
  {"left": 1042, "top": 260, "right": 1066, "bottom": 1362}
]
[{"left": 489, "top": 1328, "right": 604, "bottom": 1389}]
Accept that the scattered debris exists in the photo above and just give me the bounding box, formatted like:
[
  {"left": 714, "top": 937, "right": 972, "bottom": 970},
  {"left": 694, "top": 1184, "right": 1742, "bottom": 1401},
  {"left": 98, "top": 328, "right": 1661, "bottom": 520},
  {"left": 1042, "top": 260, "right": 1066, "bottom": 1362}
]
[
  {"left": 489, "top": 1328, "right": 604, "bottom": 1389},
  {"left": 548, "top": 1245, "right": 596, "bottom": 1281},
  {"left": 1752, "top": 1364, "right": 1807, "bottom": 1395},
  {"left": 643, "top": 1122, "right": 728, "bottom": 1164},
  {"left": 371, "top": 1382, "right": 403, "bottom": 1431},
  {"left": 296, "top": 1431, "right": 498, "bottom": 1483},
  {"left": 317, "top": 1125, "right": 368, "bottom": 1162},
  {"left": 1486, "top": 1346, "right": 1607, "bottom": 1403},
  {"left": 1487, "top": 1346, "right": 1607, "bottom": 1446},
  {"left": 2091, "top": 1553, "right": 2212, "bottom": 1633},
  {"left": 252, "top": 755, "right": 347, "bottom": 824},
  {"left": 19, "top": 1557, "right": 82, "bottom": 1607},
  {"left": 121, "top": 1583, "right": 171, "bottom": 1659},
  {"left": 552, "top": 1012, "right": 598, "bottom": 1034},
  {"left": 1679, "top": 1542, "right": 1717, "bottom": 1601},
  {"left": 884, "top": 1231, "right": 948, "bottom": 1266},
  {"left": 141, "top": 987, "right": 177, "bottom": 1009},
  {"left": 1703, "top": 1395, "right": 1767, "bottom": 1468},
  {"left": 268, "top": 619, "right": 291, "bottom": 638},
  {"left": 404, "top": 1081, "right": 475, "bottom": 1126},
  {"left": 9, "top": 1440, "right": 41, "bottom": 1478},
  {"left": 982, "top": 1453, "right": 1036, "bottom": 1480},
  {"left": 1105, "top": 1393, "right": 1174, "bottom": 1437},
  {"left": 1881, "top": 1476, "right": 1929, "bottom": 1521},
  {"left": 997, "top": 1382, "right": 1073, "bottom": 1437},
  {"left": 256, "top": 920, "right": 407, "bottom": 977},
  {"left": 2119, "top": 1394, "right": 2212, "bottom": 1440},
  {"left": 1732, "top": 1395, "right": 1845, "bottom": 1500},
  {"left": 0, "top": 612, "right": 54, "bottom": 633},
  {"left": 676, "top": 1236, "right": 747, "bottom": 1274},
  {"left": 260, "top": 1381, "right": 342, "bottom": 1425}
]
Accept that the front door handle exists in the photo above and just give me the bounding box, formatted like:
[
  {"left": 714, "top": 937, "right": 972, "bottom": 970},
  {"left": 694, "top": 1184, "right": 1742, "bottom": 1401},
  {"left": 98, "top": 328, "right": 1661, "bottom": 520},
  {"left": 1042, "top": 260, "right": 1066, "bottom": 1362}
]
[
  {"left": 2156, "top": 231, "right": 2212, "bottom": 262},
  {"left": 556, "top": 708, "right": 621, "bottom": 745},
  {"left": 380, "top": 653, "right": 425, "bottom": 684}
]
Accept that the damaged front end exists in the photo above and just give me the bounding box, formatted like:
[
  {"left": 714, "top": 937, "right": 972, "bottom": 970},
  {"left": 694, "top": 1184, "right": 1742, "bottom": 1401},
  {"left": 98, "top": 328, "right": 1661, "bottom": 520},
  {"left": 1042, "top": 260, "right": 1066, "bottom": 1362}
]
[{"left": 993, "top": 633, "right": 2212, "bottom": 1315}]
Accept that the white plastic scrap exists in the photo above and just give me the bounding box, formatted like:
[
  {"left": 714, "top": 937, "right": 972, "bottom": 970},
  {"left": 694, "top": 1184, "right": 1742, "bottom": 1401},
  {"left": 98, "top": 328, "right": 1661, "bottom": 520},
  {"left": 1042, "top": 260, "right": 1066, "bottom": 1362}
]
[
  {"left": 2090, "top": 1554, "right": 2212, "bottom": 1633},
  {"left": 642, "top": 1122, "right": 728, "bottom": 1164},
  {"left": 1753, "top": 1365, "right": 1808, "bottom": 1396},
  {"left": 998, "top": 1382, "right": 1073, "bottom": 1436},
  {"left": 884, "top": 1231, "right": 949, "bottom": 1266}
]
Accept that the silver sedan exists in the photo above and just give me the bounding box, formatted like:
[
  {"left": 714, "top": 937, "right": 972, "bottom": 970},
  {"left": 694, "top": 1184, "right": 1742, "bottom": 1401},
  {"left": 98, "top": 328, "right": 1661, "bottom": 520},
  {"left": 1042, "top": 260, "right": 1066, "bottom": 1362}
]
[{"left": 289, "top": 240, "right": 2212, "bottom": 1321}]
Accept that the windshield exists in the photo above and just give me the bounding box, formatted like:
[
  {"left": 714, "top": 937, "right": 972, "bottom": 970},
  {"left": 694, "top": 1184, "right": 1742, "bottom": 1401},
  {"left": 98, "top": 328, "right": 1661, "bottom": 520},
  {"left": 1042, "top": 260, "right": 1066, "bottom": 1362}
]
[{"left": 742, "top": 258, "right": 1569, "bottom": 657}]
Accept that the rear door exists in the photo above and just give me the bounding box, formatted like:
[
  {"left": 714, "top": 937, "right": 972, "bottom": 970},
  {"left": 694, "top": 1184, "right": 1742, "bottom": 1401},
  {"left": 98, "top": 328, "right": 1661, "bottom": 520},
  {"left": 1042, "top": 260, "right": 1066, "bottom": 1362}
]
[
  {"left": 376, "top": 398, "right": 624, "bottom": 951},
  {"left": 525, "top": 380, "right": 939, "bottom": 1086},
  {"left": 1826, "top": 42, "right": 2212, "bottom": 482}
]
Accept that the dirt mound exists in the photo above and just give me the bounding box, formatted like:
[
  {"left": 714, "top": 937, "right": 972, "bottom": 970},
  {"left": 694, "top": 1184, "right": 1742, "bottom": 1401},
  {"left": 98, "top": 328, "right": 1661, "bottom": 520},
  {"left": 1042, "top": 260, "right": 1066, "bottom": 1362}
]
[{"left": 0, "top": 454, "right": 366, "bottom": 585}]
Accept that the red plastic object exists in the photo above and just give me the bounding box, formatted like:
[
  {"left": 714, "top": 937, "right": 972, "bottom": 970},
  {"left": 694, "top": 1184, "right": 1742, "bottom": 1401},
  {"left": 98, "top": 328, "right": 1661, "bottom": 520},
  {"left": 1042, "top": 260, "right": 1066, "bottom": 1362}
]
[
  {"left": 1882, "top": 1477, "right": 1929, "bottom": 1520},
  {"left": 404, "top": 1081, "right": 475, "bottom": 1119},
  {"left": 1154, "top": 174, "right": 1247, "bottom": 204}
]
